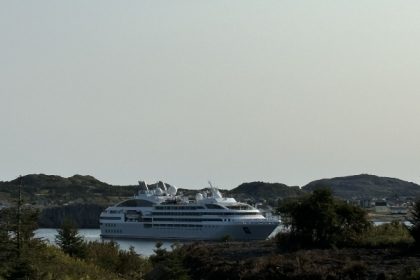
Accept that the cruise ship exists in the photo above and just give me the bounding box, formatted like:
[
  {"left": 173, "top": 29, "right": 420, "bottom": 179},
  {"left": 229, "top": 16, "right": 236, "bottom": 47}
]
[{"left": 100, "top": 181, "right": 280, "bottom": 240}]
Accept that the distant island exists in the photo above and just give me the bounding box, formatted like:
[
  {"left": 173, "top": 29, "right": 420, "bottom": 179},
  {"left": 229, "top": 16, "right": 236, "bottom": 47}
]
[
  {"left": 303, "top": 174, "right": 420, "bottom": 200},
  {"left": 1, "top": 173, "right": 420, "bottom": 228}
]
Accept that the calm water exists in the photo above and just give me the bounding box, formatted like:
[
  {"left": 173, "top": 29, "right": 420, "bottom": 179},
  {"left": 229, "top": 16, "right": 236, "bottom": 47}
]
[
  {"left": 34, "top": 228, "right": 173, "bottom": 257},
  {"left": 35, "top": 226, "right": 283, "bottom": 257}
]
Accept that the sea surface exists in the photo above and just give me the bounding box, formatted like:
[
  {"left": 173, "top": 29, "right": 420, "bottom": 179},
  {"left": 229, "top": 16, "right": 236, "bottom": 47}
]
[
  {"left": 35, "top": 226, "right": 284, "bottom": 256},
  {"left": 34, "top": 228, "right": 173, "bottom": 257}
]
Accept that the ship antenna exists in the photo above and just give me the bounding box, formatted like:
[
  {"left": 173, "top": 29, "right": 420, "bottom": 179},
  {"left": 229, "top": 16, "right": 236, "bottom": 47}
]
[
  {"left": 208, "top": 180, "right": 222, "bottom": 198},
  {"left": 208, "top": 180, "right": 217, "bottom": 196},
  {"left": 138, "top": 180, "right": 149, "bottom": 192}
]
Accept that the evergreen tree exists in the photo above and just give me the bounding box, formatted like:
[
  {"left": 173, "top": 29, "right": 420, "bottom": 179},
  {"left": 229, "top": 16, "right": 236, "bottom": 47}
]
[
  {"left": 55, "top": 218, "right": 85, "bottom": 258},
  {"left": 408, "top": 200, "right": 420, "bottom": 246},
  {"left": 0, "top": 205, "right": 39, "bottom": 279},
  {"left": 149, "top": 241, "right": 169, "bottom": 265},
  {"left": 6, "top": 257, "right": 35, "bottom": 280},
  {"left": 147, "top": 242, "right": 190, "bottom": 280},
  {"left": 0, "top": 213, "right": 15, "bottom": 277}
]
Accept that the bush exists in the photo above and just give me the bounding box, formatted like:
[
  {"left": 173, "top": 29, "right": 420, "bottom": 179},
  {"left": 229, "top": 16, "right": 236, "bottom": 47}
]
[
  {"left": 30, "top": 241, "right": 119, "bottom": 280},
  {"left": 84, "top": 241, "right": 151, "bottom": 279},
  {"left": 356, "top": 220, "right": 413, "bottom": 248},
  {"left": 277, "top": 188, "right": 370, "bottom": 249}
]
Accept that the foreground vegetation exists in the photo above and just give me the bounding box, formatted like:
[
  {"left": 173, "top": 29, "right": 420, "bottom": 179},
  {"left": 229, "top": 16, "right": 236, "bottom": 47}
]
[{"left": 1, "top": 188, "right": 420, "bottom": 279}]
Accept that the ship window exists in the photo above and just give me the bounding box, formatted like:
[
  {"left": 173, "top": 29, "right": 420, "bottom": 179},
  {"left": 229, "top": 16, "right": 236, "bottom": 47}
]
[
  {"left": 226, "top": 204, "right": 254, "bottom": 210},
  {"left": 205, "top": 204, "right": 224, "bottom": 209},
  {"left": 101, "top": 216, "right": 121, "bottom": 220},
  {"left": 117, "top": 199, "right": 155, "bottom": 207}
]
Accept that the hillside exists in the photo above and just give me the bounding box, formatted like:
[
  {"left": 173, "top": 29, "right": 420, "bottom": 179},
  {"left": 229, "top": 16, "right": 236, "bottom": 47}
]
[
  {"left": 0, "top": 174, "right": 180, "bottom": 227},
  {"left": 0, "top": 175, "right": 304, "bottom": 207},
  {"left": 228, "top": 181, "right": 303, "bottom": 204},
  {"left": 0, "top": 174, "right": 138, "bottom": 206},
  {"left": 303, "top": 174, "right": 420, "bottom": 200},
  {"left": 3, "top": 173, "right": 420, "bottom": 206}
]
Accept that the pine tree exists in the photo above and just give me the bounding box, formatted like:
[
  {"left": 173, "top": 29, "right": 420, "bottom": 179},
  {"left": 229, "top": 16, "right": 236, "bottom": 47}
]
[
  {"left": 0, "top": 176, "right": 39, "bottom": 280},
  {"left": 148, "top": 242, "right": 190, "bottom": 280},
  {"left": 408, "top": 200, "right": 420, "bottom": 246},
  {"left": 55, "top": 218, "right": 85, "bottom": 258},
  {"left": 0, "top": 211, "right": 16, "bottom": 277}
]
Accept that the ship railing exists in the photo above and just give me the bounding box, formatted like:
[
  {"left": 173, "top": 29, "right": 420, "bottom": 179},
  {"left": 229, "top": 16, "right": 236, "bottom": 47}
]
[
  {"left": 235, "top": 221, "right": 279, "bottom": 225},
  {"left": 230, "top": 218, "right": 280, "bottom": 225}
]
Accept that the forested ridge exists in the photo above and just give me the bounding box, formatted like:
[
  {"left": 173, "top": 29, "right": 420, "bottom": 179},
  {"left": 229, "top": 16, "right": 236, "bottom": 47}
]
[{"left": 2, "top": 173, "right": 419, "bottom": 207}]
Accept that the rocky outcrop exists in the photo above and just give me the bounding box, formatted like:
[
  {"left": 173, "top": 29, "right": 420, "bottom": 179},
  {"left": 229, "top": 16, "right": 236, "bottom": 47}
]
[{"left": 38, "top": 203, "right": 105, "bottom": 228}]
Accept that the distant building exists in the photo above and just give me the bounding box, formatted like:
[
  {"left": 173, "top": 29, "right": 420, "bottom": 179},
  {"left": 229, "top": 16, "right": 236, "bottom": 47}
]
[
  {"left": 360, "top": 199, "right": 372, "bottom": 208},
  {"left": 375, "top": 201, "right": 390, "bottom": 213},
  {"left": 348, "top": 198, "right": 373, "bottom": 209},
  {"left": 390, "top": 206, "right": 408, "bottom": 215}
]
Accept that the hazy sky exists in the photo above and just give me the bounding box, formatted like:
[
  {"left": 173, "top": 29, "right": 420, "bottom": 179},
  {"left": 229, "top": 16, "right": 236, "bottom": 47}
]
[{"left": 1, "top": 1, "right": 419, "bottom": 189}]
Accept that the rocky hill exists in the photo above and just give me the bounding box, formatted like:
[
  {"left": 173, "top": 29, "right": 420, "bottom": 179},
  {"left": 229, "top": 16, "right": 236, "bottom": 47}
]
[
  {"left": 303, "top": 174, "right": 420, "bottom": 200},
  {"left": 0, "top": 174, "right": 137, "bottom": 206},
  {"left": 228, "top": 181, "right": 303, "bottom": 204}
]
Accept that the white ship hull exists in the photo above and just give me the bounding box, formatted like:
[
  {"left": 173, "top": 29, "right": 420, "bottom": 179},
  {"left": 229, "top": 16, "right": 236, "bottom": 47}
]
[{"left": 100, "top": 221, "right": 279, "bottom": 241}]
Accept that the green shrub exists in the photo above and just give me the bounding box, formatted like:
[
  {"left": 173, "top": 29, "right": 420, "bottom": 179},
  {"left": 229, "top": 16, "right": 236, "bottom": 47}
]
[
  {"left": 24, "top": 241, "right": 119, "bottom": 280},
  {"left": 84, "top": 241, "right": 151, "bottom": 279},
  {"left": 356, "top": 220, "right": 413, "bottom": 248},
  {"left": 277, "top": 188, "right": 370, "bottom": 249}
]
